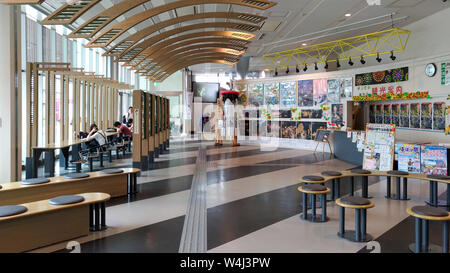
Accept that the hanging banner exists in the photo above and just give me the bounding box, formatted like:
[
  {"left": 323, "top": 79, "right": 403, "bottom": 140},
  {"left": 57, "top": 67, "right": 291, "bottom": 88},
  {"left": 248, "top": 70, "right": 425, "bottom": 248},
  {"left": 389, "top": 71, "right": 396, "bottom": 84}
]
[{"left": 355, "top": 67, "right": 409, "bottom": 86}]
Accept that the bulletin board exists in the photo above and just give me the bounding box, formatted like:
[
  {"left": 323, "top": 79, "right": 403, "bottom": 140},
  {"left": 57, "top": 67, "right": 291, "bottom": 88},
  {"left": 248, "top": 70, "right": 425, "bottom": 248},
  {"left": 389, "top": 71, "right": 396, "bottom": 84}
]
[{"left": 363, "top": 123, "right": 396, "bottom": 172}]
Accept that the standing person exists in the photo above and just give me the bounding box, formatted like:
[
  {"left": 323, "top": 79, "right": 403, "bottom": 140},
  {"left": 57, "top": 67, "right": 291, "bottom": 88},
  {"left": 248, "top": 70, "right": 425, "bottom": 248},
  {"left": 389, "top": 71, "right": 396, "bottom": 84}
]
[
  {"left": 126, "top": 107, "right": 134, "bottom": 126},
  {"left": 213, "top": 97, "right": 224, "bottom": 146}
]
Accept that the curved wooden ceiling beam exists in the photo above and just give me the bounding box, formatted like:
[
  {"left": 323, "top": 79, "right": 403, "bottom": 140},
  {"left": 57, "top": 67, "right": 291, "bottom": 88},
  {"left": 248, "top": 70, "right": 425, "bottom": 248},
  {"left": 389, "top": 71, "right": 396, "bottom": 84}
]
[
  {"left": 117, "top": 23, "right": 257, "bottom": 64},
  {"left": 134, "top": 37, "right": 249, "bottom": 65},
  {"left": 40, "top": 0, "right": 102, "bottom": 25},
  {"left": 112, "top": 31, "right": 250, "bottom": 63},
  {"left": 151, "top": 57, "right": 238, "bottom": 82},
  {"left": 88, "top": 11, "right": 266, "bottom": 48},
  {"left": 136, "top": 45, "right": 245, "bottom": 72},
  {"left": 68, "top": 0, "right": 276, "bottom": 39},
  {"left": 149, "top": 53, "right": 240, "bottom": 79},
  {"left": 145, "top": 49, "right": 243, "bottom": 76}
]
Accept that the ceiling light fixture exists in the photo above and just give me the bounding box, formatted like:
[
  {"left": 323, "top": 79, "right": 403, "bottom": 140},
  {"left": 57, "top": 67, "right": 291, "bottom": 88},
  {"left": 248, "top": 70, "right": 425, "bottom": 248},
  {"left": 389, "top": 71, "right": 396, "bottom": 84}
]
[
  {"left": 302, "top": 43, "right": 307, "bottom": 46},
  {"left": 286, "top": 66, "right": 290, "bottom": 74},
  {"left": 360, "top": 55, "right": 366, "bottom": 64},
  {"left": 390, "top": 50, "right": 396, "bottom": 61},
  {"left": 324, "top": 61, "right": 329, "bottom": 69},
  {"left": 348, "top": 57, "right": 354, "bottom": 66},
  {"left": 345, "top": 13, "right": 352, "bottom": 17},
  {"left": 274, "top": 68, "right": 278, "bottom": 76},
  {"left": 303, "top": 64, "right": 308, "bottom": 72},
  {"left": 376, "top": 52, "right": 382, "bottom": 63},
  {"left": 296, "top": 65, "right": 300, "bottom": 73},
  {"left": 314, "top": 63, "right": 318, "bottom": 70},
  {"left": 336, "top": 59, "right": 341, "bottom": 68}
]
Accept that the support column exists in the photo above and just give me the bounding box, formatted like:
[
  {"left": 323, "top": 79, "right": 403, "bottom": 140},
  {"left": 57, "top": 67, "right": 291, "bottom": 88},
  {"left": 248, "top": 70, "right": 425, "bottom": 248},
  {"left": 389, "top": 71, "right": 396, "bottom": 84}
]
[{"left": 0, "top": 5, "right": 21, "bottom": 181}]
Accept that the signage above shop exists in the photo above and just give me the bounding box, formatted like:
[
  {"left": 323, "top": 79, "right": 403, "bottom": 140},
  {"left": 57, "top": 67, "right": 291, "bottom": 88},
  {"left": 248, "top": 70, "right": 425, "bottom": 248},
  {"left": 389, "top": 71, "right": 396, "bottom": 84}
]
[
  {"left": 355, "top": 67, "right": 409, "bottom": 86},
  {"left": 353, "top": 91, "right": 430, "bottom": 102}
]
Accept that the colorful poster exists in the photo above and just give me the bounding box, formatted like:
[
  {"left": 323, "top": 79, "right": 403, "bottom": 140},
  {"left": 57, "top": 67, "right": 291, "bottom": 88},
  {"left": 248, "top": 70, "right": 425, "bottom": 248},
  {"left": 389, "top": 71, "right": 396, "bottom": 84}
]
[
  {"left": 392, "top": 104, "right": 400, "bottom": 127},
  {"left": 383, "top": 104, "right": 391, "bottom": 124},
  {"left": 410, "top": 103, "right": 420, "bottom": 128},
  {"left": 369, "top": 105, "right": 376, "bottom": 123},
  {"left": 397, "top": 144, "right": 421, "bottom": 173},
  {"left": 296, "top": 122, "right": 312, "bottom": 140},
  {"left": 280, "top": 82, "right": 297, "bottom": 107},
  {"left": 363, "top": 123, "right": 396, "bottom": 172},
  {"left": 340, "top": 78, "right": 353, "bottom": 99},
  {"left": 249, "top": 84, "right": 264, "bottom": 107},
  {"left": 298, "top": 80, "right": 314, "bottom": 106},
  {"left": 331, "top": 104, "right": 343, "bottom": 125},
  {"left": 400, "top": 104, "right": 410, "bottom": 128},
  {"left": 421, "top": 103, "right": 432, "bottom": 129},
  {"left": 280, "top": 110, "right": 292, "bottom": 118},
  {"left": 355, "top": 67, "right": 409, "bottom": 86},
  {"left": 281, "top": 121, "right": 297, "bottom": 139},
  {"left": 313, "top": 79, "right": 328, "bottom": 106},
  {"left": 442, "top": 62, "right": 450, "bottom": 86},
  {"left": 327, "top": 79, "right": 340, "bottom": 104},
  {"left": 264, "top": 83, "right": 280, "bottom": 106},
  {"left": 433, "top": 102, "right": 445, "bottom": 131},
  {"left": 376, "top": 105, "right": 383, "bottom": 124},
  {"left": 446, "top": 105, "right": 450, "bottom": 135},
  {"left": 312, "top": 122, "right": 328, "bottom": 139},
  {"left": 421, "top": 146, "right": 448, "bottom": 176}
]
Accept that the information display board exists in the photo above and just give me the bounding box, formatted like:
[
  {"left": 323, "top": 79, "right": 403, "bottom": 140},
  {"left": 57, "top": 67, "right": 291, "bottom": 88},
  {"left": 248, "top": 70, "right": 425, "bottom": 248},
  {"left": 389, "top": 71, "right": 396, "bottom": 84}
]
[
  {"left": 421, "top": 145, "right": 448, "bottom": 175},
  {"left": 397, "top": 144, "right": 421, "bottom": 173},
  {"left": 363, "top": 123, "right": 396, "bottom": 171}
]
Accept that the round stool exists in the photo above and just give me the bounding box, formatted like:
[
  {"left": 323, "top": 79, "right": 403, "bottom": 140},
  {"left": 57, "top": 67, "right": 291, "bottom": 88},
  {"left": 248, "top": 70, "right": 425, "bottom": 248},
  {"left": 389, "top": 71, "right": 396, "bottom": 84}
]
[
  {"left": 426, "top": 175, "right": 450, "bottom": 207},
  {"left": 336, "top": 196, "right": 374, "bottom": 242},
  {"left": 386, "top": 170, "right": 410, "bottom": 200},
  {"left": 301, "top": 175, "right": 325, "bottom": 184},
  {"left": 321, "top": 171, "right": 342, "bottom": 201},
  {"left": 407, "top": 206, "right": 450, "bottom": 253},
  {"left": 298, "top": 184, "right": 330, "bottom": 222},
  {"left": 350, "top": 169, "right": 372, "bottom": 198}
]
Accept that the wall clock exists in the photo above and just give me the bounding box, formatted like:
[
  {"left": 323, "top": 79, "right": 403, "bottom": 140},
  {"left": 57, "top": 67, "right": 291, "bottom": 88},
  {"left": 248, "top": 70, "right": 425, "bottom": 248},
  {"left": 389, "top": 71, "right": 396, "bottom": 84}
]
[{"left": 425, "top": 63, "right": 437, "bottom": 77}]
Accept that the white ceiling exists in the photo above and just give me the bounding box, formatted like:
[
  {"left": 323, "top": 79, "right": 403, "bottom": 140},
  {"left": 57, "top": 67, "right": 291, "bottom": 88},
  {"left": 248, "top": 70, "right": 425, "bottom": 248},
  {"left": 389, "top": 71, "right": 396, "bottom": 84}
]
[{"left": 41, "top": 0, "right": 450, "bottom": 74}]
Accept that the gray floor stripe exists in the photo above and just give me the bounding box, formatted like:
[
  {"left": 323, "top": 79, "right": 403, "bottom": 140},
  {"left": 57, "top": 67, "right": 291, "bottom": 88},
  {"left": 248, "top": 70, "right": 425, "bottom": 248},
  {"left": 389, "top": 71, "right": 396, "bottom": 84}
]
[{"left": 178, "top": 146, "right": 207, "bottom": 253}]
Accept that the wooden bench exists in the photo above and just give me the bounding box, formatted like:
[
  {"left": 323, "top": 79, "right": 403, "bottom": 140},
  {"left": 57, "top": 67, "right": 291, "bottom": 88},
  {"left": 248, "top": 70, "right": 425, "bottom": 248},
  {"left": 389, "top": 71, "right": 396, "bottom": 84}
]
[
  {"left": 0, "top": 168, "right": 140, "bottom": 206},
  {"left": 300, "top": 169, "right": 450, "bottom": 207},
  {"left": 0, "top": 192, "right": 110, "bottom": 253}
]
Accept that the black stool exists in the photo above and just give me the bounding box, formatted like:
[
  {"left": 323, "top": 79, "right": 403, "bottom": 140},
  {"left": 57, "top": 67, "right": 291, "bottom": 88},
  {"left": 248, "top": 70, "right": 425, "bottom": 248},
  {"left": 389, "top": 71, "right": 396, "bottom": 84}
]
[
  {"left": 350, "top": 169, "right": 372, "bottom": 198},
  {"left": 407, "top": 206, "right": 450, "bottom": 253},
  {"left": 321, "top": 171, "right": 342, "bottom": 201},
  {"left": 336, "top": 196, "right": 374, "bottom": 242},
  {"left": 298, "top": 184, "right": 330, "bottom": 222},
  {"left": 386, "top": 170, "right": 410, "bottom": 200},
  {"left": 426, "top": 175, "right": 450, "bottom": 207}
]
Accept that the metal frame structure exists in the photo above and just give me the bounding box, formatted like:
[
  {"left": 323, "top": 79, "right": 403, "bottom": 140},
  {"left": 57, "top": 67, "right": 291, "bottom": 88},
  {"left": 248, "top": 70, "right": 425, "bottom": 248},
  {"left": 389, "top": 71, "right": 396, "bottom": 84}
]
[{"left": 263, "top": 28, "right": 411, "bottom": 71}]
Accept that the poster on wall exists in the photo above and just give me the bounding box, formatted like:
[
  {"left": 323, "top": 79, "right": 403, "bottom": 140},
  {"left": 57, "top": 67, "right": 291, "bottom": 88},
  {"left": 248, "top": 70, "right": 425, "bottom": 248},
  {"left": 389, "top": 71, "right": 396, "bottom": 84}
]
[
  {"left": 446, "top": 105, "right": 450, "bottom": 135},
  {"left": 397, "top": 144, "right": 421, "bottom": 173},
  {"left": 264, "top": 83, "right": 280, "bottom": 106},
  {"left": 312, "top": 122, "right": 328, "bottom": 139},
  {"left": 400, "top": 104, "right": 410, "bottom": 128},
  {"left": 340, "top": 78, "right": 353, "bottom": 99},
  {"left": 421, "top": 146, "right": 448, "bottom": 176},
  {"left": 281, "top": 121, "right": 297, "bottom": 139},
  {"left": 376, "top": 105, "right": 383, "bottom": 124},
  {"left": 355, "top": 67, "right": 409, "bottom": 86},
  {"left": 363, "top": 123, "right": 396, "bottom": 172},
  {"left": 280, "top": 110, "right": 292, "bottom": 118},
  {"left": 327, "top": 79, "right": 340, "bottom": 104},
  {"left": 410, "top": 103, "right": 421, "bottom": 128},
  {"left": 369, "top": 105, "right": 376, "bottom": 123},
  {"left": 421, "top": 103, "right": 432, "bottom": 130},
  {"left": 249, "top": 84, "right": 264, "bottom": 107},
  {"left": 296, "top": 122, "right": 312, "bottom": 140},
  {"left": 442, "top": 62, "right": 450, "bottom": 86},
  {"left": 331, "top": 104, "right": 343, "bottom": 125},
  {"left": 298, "top": 80, "right": 314, "bottom": 106},
  {"left": 433, "top": 102, "right": 445, "bottom": 131},
  {"left": 313, "top": 79, "right": 328, "bottom": 106},
  {"left": 280, "top": 82, "right": 297, "bottom": 107},
  {"left": 392, "top": 104, "right": 400, "bottom": 127},
  {"left": 383, "top": 104, "right": 391, "bottom": 124}
]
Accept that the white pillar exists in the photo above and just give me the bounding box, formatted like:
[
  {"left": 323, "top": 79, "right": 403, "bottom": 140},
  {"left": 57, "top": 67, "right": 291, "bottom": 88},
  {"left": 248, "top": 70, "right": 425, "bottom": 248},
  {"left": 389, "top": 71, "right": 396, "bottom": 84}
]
[{"left": 0, "top": 4, "right": 21, "bottom": 181}]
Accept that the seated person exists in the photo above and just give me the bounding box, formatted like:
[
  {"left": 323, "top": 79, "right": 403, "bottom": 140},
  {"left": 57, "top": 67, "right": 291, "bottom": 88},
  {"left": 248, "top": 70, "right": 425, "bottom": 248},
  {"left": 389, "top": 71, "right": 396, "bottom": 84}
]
[
  {"left": 81, "top": 124, "right": 108, "bottom": 152},
  {"left": 127, "top": 118, "right": 134, "bottom": 131},
  {"left": 114, "top": 121, "right": 133, "bottom": 138}
]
